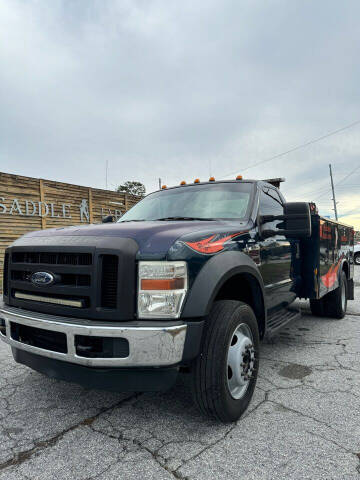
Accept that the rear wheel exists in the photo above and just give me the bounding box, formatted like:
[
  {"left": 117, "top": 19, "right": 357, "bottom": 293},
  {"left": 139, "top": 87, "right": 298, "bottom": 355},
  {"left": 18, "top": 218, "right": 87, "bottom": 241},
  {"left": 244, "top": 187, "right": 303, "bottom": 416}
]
[
  {"left": 191, "top": 300, "right": 259, "bottom": 423},
  {"left": 310, "top": 270, "right": 347, "bottom": 320},
  {"left": 324, "top": 271, "right": 347, "bottom": 319},
  {"left": 354, "top": 253, "right": 360, "bottom": 265}
]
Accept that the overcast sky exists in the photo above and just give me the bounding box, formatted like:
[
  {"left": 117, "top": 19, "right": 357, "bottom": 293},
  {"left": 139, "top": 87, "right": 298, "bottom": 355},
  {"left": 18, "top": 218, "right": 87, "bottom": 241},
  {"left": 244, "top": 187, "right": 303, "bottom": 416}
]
[{"left": 1, "top": 0, "right": 360, "bottom": 226}]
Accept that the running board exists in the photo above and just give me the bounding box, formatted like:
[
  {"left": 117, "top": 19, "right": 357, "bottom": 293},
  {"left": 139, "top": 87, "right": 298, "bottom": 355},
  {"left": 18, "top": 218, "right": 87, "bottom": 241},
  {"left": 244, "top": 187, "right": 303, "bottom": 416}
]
[{"left": 265, "top": 307, "right": 301, "bottom": 338}]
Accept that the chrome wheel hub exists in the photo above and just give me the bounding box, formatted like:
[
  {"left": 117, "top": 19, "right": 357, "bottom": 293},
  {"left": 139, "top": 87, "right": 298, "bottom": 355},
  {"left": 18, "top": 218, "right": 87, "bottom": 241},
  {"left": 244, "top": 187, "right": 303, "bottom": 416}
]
[{"left": 227, "top": 323, "right": 255, "bottom": 399}]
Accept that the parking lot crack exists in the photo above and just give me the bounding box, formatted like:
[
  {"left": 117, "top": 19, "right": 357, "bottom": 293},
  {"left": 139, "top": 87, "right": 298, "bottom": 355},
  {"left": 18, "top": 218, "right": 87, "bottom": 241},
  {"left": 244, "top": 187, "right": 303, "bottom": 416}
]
[
  {"left": 0, "top": 392, "right": 138, "bottom": 473},
  {"left": 268, "top": 399, "right": 354, "bottom": 439},
  {"left": 306, "top": 430, "right": 356, "bottom": 456}
]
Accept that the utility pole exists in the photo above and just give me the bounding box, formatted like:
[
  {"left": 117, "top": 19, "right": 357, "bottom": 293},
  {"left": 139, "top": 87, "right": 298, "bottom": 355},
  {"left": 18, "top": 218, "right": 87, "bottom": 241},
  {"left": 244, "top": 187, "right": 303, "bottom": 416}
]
[
  {"left": 329, "top": 164, "right": 338, "bottom": 220},
  {"left": 105, "top": 160, "right": 109, "bottom": 190},
  {"left": 158, "top": 178, "right": 162, "bottom": 190}
]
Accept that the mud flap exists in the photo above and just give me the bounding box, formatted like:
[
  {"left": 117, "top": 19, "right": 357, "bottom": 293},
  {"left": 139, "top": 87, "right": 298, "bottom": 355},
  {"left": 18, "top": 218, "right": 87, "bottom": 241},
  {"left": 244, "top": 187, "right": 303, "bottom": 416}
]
[{"left": 347, "top": 278, "right": 354, "bottom": 300}]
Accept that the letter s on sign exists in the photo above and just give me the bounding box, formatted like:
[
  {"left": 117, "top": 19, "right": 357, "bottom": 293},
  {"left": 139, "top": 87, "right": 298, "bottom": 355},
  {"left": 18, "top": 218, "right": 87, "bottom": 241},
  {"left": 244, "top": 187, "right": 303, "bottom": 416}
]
[{"left": 0, "top": 197, "right": 6, "bottom": 214}]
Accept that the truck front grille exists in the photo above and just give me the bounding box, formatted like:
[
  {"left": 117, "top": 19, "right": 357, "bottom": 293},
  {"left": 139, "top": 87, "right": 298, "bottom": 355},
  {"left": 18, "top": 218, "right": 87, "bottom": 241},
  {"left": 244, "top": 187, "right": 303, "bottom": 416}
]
[
  {"left": 4, "top": 239, "right": 137, "bottom": 321},
  {"left": 3, "top": 253, "right": 9, "bottom": 296},
  {"left": 11, "top": 270, "right": 91, "bottom": 287},
  {"left": 12, "top": 252, "right": 92, "bottom": 266},
  {"left": 101, "top": 255, "right": 119, "bottom": 308}
]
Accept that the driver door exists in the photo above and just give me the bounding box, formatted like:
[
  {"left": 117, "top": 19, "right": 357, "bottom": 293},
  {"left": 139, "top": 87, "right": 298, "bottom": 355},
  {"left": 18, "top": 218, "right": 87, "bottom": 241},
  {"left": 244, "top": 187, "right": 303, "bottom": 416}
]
[{"left": 258, "top": 187, "right": 294, "bottom": 311}]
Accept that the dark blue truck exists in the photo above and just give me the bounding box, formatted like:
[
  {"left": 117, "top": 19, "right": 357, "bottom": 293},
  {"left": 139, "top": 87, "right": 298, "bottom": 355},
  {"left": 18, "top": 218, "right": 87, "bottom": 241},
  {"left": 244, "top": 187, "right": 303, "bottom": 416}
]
[{"left": 0, "top": 178, "right": 354, "bottom": 422}]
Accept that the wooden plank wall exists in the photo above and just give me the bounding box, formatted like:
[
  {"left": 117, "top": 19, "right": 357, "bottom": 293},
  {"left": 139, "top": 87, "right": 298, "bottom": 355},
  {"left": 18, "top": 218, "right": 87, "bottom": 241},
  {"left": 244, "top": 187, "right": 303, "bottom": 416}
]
[{"left": 0, "top": 172, "right": 139, "bottom": 291}]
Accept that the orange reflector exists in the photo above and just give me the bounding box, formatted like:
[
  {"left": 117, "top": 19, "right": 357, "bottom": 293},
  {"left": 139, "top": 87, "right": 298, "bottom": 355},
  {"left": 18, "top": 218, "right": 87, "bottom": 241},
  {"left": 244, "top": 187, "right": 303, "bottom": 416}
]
[
  {"left": 236, "top": 175, "right": 243, "bottom": 180},
  {"left": 161, "top": 185, "right": 167, "bottom": 189},
  {"left": 209, "top": 176, "right": 215, "bottom": 182},
  {"left": 180, "top": 181, "right": 186, "bottom": 185},
  {"left": 141, "top": 278, "right": 185, "bottom": 290},
  {"left": 194, "top": 178, "right": 200, "bottom": 183}
]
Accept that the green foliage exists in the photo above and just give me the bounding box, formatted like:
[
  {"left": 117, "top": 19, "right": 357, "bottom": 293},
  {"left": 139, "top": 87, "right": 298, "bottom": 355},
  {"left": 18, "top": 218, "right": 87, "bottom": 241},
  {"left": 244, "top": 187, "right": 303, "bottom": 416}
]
[{"left": 116, "top": 181, "right": 146, "bottom": 198}]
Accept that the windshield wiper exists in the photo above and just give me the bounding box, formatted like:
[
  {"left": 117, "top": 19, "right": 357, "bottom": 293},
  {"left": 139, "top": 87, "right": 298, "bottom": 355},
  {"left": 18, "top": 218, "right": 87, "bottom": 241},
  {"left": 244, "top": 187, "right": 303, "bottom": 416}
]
[
  {"left": 118, "top": 219, "right": 146, "bottom": 223},
  {"left": 154, "top": 216, "right": 215, "bottom": 221}
]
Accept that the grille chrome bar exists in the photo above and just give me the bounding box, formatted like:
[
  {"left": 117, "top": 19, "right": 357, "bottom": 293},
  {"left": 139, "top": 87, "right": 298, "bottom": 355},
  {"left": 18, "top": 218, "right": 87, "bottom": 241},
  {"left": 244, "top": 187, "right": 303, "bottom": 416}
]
[{"left": 14, "top": 292, "right": 84, "bottom": 308}]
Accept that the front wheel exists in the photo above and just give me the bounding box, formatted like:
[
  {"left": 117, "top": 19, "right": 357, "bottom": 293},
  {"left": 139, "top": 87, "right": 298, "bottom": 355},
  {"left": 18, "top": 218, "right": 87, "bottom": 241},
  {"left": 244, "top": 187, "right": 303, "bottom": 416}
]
[{"left": 191, "top": 300, "right": 259, "bottom": 423}]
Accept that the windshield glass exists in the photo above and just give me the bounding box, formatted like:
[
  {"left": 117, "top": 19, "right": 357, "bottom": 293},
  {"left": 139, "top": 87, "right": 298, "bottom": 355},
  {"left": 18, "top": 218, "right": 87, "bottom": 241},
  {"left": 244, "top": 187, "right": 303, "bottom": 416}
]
[{"left": 119, "top": 182, "right": 254, "bottom": 221}]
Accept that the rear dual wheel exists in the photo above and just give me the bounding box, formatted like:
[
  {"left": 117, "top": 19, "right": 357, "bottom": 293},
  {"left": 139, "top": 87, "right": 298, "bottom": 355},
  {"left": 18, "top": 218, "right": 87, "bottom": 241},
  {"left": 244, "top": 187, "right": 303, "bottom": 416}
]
[
  {"left": 310, "top": 270, "right": 347, "bottom": 319},
  {"left": 191, "top": 300, "right": 259, "bottom": 423}
]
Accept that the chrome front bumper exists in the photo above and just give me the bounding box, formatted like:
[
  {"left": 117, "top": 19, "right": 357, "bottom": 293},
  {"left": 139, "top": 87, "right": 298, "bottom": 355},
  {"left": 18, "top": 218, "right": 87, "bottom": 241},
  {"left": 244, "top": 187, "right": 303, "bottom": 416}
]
[{"left": 0, "top": 303, "right": 187, "bottom": 368}]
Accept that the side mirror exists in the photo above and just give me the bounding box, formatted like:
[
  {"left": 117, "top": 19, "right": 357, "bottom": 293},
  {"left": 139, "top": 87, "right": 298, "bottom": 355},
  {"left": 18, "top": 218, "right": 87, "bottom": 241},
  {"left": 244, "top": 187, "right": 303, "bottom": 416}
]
[
  {"left": 260, "top": 202, "right": 312, "bottom": 239},
  {"left": 102, "top": 215, "right": 114, "bottom": 224},
  {"left": 283, "top": 202, "right": 311, "bottom": 238}
]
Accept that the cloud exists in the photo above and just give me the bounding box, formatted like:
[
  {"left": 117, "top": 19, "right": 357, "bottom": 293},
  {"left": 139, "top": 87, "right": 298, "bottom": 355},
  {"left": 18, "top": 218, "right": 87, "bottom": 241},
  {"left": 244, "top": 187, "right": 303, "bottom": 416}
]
[{"left": 1, "top": 0, "right": 360, "bottom": 226}]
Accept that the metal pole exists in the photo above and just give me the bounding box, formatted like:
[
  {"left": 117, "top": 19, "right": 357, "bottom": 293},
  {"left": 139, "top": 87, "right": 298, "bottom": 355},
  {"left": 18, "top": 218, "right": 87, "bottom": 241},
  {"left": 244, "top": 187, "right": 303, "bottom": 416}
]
[
  {"left": 105, "top": 160, "right": 109, "bottom": 190},
  {"left": 158, "top": 178, "right": 162, "bottom": 190},
  {"left": 329, "top": 164, "right": 338, "bottom": 220}
]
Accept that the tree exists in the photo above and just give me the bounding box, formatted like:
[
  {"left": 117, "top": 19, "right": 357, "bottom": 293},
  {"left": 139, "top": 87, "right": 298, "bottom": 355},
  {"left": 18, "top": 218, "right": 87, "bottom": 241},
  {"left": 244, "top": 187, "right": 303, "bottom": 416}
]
[{"left": 116, "top": 181, "right": 146, "bottom": 198}]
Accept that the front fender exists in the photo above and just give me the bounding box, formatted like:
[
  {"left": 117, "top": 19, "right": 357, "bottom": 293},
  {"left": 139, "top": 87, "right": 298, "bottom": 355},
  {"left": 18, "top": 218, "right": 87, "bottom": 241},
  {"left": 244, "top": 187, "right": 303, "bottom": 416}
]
[{"left": 182, "top": 251, "right": 266, "bottom": 318}]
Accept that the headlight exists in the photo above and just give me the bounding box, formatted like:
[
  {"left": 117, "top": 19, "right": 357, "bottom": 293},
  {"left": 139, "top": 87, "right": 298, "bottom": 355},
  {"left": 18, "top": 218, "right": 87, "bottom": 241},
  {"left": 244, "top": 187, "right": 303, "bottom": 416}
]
[{"left": 138, "top": 261, "right": 188, "bottom": 319}]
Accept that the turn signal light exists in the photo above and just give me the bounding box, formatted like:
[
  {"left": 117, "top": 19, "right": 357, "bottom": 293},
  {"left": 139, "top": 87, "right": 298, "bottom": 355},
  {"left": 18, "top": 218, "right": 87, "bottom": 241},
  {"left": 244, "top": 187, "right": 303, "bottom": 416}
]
[
  {"left": 209, "top": 176, "right": 215, "bottom": 182},
  {"left": 236, "top": 175, "right": 243, "bottom": 180},
  {"left": 141, "top": 278, "right": 185, "bottom": 290},
  {"left": 161, "top": 185, "right": 167, "bottom": 189},
  {"left": 194, "top": 178, "right": 200, "bottom": 183},
  {"left": 180, "top": 181, "right": 186, "bottom": 185}
]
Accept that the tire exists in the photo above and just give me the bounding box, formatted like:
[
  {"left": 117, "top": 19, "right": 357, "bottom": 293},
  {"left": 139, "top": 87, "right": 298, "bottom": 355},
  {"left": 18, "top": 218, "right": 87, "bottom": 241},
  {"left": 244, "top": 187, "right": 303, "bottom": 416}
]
[
  {"left": 354, "top": 253, "right": 360, "bottom": 265},
  {"left": 310, "top": 298, "right": 325, "bottom": 317},
  {"left": 190, "top": 300, "right": 259, "bottom": 423},
  {"left": 323, "top": 270, "right": 348, "bottom": 319}
]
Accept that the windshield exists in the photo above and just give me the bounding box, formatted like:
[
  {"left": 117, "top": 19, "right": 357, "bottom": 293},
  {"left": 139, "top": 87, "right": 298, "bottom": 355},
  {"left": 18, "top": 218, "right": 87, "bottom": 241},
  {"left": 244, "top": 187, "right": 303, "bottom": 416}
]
[{"left": 119, "top": 182, "right": 254, "bottom": 221}]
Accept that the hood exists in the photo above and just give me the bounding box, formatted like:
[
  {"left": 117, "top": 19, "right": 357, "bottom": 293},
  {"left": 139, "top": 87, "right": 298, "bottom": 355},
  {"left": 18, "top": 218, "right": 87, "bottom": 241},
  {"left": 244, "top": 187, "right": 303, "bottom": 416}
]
[{"left": 22, "top": 220, "right": 249, "bottom": 255}]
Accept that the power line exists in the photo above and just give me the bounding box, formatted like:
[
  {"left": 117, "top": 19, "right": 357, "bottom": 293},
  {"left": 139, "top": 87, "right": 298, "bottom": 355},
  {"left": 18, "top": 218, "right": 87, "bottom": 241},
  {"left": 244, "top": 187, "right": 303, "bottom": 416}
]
[
  {"left": 221, "top": 119, "right": 360, "bottom": 178},
  {"left": 312, "top": 164, "right": 360, "bottom": 200}
]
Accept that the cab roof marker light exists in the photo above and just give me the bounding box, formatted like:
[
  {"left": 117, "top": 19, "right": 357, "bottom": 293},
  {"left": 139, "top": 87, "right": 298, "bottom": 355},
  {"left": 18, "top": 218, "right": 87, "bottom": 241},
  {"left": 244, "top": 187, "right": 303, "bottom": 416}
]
[
  {"left": 161, "top": 185, "right": 167, "bottom": 189},
  {"left": 180, "top": 181, "right": 186, "bottom": 185},
  {"left": 236, "top": 175, "right": 243, "bottom": 180},
  {"left": 194, "top": 178, "right": 200, "bottom": 184},
  {"left": 209, "top": 176, "right": 215, "bottom": 182}
]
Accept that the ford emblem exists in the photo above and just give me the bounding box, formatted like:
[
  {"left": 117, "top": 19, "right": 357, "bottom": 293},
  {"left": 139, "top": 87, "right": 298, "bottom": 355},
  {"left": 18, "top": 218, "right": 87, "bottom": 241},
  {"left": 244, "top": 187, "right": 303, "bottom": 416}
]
[{"left": 30, "top": 271, "right": 55, "bottom": 286}]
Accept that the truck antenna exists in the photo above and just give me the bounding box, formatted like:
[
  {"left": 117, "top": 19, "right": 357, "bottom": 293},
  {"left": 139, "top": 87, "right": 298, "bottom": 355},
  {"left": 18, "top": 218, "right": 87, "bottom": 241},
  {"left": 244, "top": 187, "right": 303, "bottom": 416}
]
[
  {"left": 105, "top": 160, "right": 109, "bottom": 190},
  {"left": 329, "top": 164, "right": 338, "bottom": 220}
]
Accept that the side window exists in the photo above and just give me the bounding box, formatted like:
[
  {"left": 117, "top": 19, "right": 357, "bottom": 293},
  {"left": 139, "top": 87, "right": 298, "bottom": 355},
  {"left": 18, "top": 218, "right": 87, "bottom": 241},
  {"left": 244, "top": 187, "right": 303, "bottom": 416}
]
[{"left": 259, "top": 188, "right": 284, "bottom": 231}]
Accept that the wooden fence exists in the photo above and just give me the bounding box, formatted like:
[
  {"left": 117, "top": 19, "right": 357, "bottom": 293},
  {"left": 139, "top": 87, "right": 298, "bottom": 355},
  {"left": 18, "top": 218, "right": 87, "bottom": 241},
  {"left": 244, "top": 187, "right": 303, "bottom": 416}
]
[{"left": 0, "top": 172, "right": 139, "bottom": 291}]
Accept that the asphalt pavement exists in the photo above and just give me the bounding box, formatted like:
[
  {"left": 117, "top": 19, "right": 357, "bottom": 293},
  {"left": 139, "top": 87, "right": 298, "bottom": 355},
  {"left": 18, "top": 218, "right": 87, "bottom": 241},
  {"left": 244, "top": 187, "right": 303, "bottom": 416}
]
[{"left": 0, "top": 271, "right": 359, "bottom": 479}]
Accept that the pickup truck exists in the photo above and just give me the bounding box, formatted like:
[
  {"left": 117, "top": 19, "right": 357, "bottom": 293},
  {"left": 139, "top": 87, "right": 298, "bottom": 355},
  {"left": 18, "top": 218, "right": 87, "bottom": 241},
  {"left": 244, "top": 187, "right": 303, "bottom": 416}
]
[{"left": 0, "top": 178, "right": 354, "bottom": 422}]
